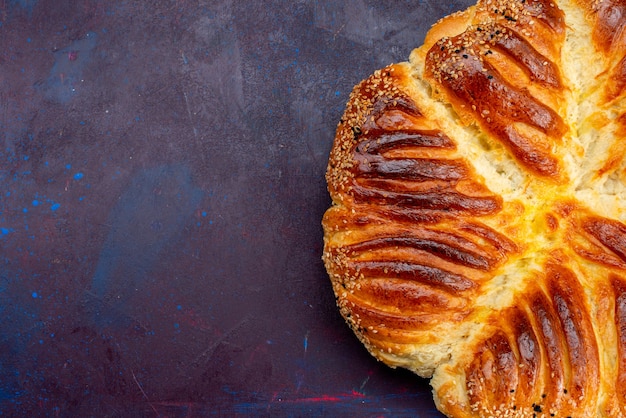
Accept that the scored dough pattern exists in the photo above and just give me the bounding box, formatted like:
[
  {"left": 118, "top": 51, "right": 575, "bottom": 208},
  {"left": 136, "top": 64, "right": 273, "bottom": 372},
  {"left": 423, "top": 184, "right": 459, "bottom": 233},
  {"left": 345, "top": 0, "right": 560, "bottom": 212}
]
[{"left": 323, "top": 0, "right": 626, "bottom": 416}]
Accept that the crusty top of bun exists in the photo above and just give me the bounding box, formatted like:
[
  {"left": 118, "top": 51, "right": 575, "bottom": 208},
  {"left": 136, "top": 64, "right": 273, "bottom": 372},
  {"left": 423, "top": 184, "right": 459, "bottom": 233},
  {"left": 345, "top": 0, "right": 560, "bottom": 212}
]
[{"left": 322, "top": 0, "right": 626, "bottom": 416}]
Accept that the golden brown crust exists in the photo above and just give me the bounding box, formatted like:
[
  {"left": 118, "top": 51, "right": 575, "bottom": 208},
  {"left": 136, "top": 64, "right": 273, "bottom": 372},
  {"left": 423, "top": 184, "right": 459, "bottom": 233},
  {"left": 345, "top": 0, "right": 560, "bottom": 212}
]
[
  {"left": 423, "top": 1, "right": 567, "bottom": 180},
  {"left": 323, "top": 0, "right": 626, "bottom": 416},
  {"left": 457, "top": 262, "right": 602, "bottom": 416}
]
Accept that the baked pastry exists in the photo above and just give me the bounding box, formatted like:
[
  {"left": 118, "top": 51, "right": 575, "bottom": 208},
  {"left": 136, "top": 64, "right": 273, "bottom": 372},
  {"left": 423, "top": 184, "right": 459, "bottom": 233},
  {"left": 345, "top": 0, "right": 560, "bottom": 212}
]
[{"left": 322, "top": 0, "right": 626, "bottom": 416}]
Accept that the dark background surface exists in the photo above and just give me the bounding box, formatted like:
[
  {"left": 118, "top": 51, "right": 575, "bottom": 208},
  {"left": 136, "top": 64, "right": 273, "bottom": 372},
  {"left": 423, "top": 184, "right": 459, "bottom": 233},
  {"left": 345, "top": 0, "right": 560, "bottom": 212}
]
[{"left": 0, "top": 1, "right": 474, "bottom": 416}]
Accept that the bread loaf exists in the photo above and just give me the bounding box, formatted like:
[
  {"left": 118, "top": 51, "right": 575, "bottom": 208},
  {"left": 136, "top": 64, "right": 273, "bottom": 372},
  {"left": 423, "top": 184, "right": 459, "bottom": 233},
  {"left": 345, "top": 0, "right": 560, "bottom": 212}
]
[{"left": 322, "top": 0, "right": 626, "bottom": 416}]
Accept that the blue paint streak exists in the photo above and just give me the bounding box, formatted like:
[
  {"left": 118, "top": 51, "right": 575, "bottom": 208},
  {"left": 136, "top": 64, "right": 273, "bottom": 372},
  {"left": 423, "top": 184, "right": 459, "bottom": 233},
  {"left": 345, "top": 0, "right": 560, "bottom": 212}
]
[
  {"left": 8, "top": 0, "right": 38, "bottom": 14},
  {"left": 40, "top": 32, "right": 98, "bottom": 103},
  {"left": 0, "top": 271, "right": 41, "bottom": 406},
  {"left": 90, "top": 164, "right": 203, "bottom": 327}
]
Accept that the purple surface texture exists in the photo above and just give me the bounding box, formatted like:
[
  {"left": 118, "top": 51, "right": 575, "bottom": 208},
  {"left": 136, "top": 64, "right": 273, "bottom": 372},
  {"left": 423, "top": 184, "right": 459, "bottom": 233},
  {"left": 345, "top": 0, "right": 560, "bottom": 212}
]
[{"left": 0, "top": 1, "right": 474, "bottom": 416}]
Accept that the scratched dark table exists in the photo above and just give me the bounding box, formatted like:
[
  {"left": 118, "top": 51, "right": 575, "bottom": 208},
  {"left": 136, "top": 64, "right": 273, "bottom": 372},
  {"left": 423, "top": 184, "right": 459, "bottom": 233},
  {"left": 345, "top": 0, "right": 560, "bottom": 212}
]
[{"left": 0, "top": 1, "right": 474, "bottom": 416}]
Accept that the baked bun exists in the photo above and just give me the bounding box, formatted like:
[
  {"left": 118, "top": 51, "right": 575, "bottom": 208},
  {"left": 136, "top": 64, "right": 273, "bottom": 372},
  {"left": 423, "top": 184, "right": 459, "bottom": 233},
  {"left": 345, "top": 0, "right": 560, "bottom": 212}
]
[{"left": 322, "top": 0, "right": 626, "bottom": 416}]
